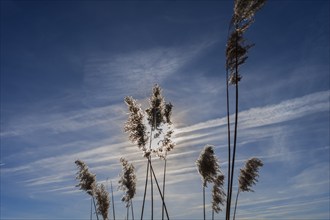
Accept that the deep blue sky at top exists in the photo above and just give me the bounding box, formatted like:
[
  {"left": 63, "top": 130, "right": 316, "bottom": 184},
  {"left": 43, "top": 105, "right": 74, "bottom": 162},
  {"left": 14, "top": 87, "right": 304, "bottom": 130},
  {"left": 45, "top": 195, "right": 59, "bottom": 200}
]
[
  {"left": 2, "top": 0, "right": 328, "bottom": 111},
  {"left": 1, "top": 0, "right": 329, "bottom": 219},
  {"left": 2, "top": 0, "right": 229, "bottom": 106}
]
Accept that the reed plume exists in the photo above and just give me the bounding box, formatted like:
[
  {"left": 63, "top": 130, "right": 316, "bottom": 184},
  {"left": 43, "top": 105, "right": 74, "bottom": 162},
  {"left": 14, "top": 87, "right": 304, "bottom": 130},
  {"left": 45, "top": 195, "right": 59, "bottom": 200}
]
[
  {"left": 212, "top": 174, "right": 226, "bottom": 219},
  {"left": 124, "top": 85, "right": 172, "bottom": 220},
  {"left": 124, "top": 96, "right": 148, "bottom": 155},
  {"left": 118, "top": 157, "right": 137, "bottom": 220},
  {"left": 75, "top": 159, "right": 96, "bottom": 196},
  {"left": 95, "top": 183, "right": 110, "bottom": 220},
  {"left": 196, "top": 145, "right": 223, "bottom": 220},
  {"left": 75, "top": 160, "right": 99, "bottom": 220},
  {"left": 233, "top": 157, "right": 263, "bottom": 220},
  {"left": 118, "top": 158, "right": 137, "bottom": 207}
]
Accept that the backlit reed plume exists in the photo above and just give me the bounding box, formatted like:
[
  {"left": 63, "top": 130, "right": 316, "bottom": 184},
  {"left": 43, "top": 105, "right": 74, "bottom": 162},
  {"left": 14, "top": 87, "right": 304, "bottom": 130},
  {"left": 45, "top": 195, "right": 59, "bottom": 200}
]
[
  {"left": 124, "top": 96, "right": 148, "bottom": 155},
  {"left": 95, "top": 183, "right": 110, "bottom": 220},
  {"left": 196, "top": 145, "right": 222, "bottom": 220},
  {"left": 146, "top": 86, "right": 174, "bottom": 220},
  {"left": 124, "top": 84, "right": 172, "bottom": 220},
  {"left": 225, "top": 1, "right": 266, "bottom": 220},
  {"left": 75, "top": 159, "right": 99, "bottom": 220},
  {"left": 233, "top": 157, "right": 263, "bottom": 220},
  {"left": 118, "top": 157, "right": 136, "bottom": 220},
  {"left": 146, "top": 84, "right": 165, "bottom": 137},
  {"left": 211, "top": 174, "right": 226, "bottom": 220}
]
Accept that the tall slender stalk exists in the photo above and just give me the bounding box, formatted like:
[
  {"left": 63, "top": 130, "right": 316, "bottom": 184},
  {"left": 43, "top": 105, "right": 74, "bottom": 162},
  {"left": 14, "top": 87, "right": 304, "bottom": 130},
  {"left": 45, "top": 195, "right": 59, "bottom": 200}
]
[
  {"left": 228, "top": 27, "right": 240, "bottom": 220},
  {"left": 140, "top": 161, "right": 149, "bottom": 220},
  {"left": 148, "top": 111, "right": 155, "bottom": 220},
  {"left": 111, "top": 181, "right": 116, "bottom": 220},
  {"left": 203, "top": 186, "right": 206, "bottom": 220},
  {"left": 91, "top": 197, "right": 93, "bottom": 220},
  {"left": 161, "top": 156, "right": 167, "bottom": 220},
  {"left": 131, "top": 200, "right": 135, "bottom": 220},
  {"left": 225, "top": 61, "right": 232, "bottom": 220},
  {"left": 148, "top": 158, "right": 170, "bottom": 220},
  {"left": 150, "top": 157, "right": 154, "bottom": 220},
  {"left": 127, "top": 205, "right": 129, "bottom": 220},
  {"left": 224, "top": 1, "right": 266, "bottom": 219},
  {"left": 233, "top": 190, "right": 240, "bottom": 220},
  {"left": 92, "top": 196, "right": 100, "bottom": 220}
]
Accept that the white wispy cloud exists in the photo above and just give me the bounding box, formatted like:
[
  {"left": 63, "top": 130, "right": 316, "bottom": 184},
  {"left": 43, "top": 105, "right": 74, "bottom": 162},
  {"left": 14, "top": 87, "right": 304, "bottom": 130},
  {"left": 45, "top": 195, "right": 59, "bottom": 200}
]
[
  {"left": 83, "top": 38, "right": 218, "bottom": 102},
  {"left": 176, "top": 90, "right": 329, "bottom": 134},
  {"left": 0, "top": 103, "right": 126, "bottom": 138},
  {"left": 3, "top": 90, "right": 328, "bottom": 192}
]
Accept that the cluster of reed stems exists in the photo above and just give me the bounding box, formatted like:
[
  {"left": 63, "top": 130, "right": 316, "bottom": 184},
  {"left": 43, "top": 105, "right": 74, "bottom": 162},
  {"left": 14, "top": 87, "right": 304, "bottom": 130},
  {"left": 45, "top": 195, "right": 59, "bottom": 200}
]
[
  {"left": 224, "top": 0, "right": 266, "bottom": 219},
  {"left": 74, "top": 1, "right": 268, "bottom": 219},
  {"left": 124, "top": 84, "right": 174, "bottom": 220}
]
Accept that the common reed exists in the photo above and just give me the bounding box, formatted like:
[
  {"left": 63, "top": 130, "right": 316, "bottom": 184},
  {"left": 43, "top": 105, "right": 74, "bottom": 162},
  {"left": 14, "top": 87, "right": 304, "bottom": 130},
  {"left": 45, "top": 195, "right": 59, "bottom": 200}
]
[
  {"left": 233, "top": 158, "right": 263, "bottom": 220},
  {"left": 95, "top": 183, "right": 110, "bottom": 220},
  {"left": 75, "top": 159, "right": 99, "bottom": 220},
  {"left": 124, "top": 84, "right": 174, "bottom": 220},
  {"left": 225, "top": 1, "right": 266, "bottom": 219},
  {"left": 196, "top": 145, "right": 224, "bottom": 220},
  {"left": 118, "top": 157, "right": 137, "bottom": 220}
]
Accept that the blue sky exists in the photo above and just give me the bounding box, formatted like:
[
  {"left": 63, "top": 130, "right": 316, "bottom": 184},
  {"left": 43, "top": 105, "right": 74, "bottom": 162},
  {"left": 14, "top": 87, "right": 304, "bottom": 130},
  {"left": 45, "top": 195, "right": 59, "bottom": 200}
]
[{"left": 1, "top": 0, "right": 329, "bottom": 219}]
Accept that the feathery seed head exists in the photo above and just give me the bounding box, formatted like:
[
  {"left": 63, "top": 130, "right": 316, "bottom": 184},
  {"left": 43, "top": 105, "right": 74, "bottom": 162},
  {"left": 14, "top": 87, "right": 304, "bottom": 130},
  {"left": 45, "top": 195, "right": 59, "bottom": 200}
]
[
  {"left": 196, "top": 145, "right": 220, "bottom": 187},
  {"left": 124, "top": 96, "right": 148, "bottom": 152},
  {"left": 75, "top": 160, "right": 96, "bottom": 196},
  {"left": 234, "top": 0, "right": 266, "bottom": 29},
  {"left": 226, "top": 0, "right": 266, "bottom": 85},
  {"left": 146, "top": 84, "right": 166, "bottom": 132},
  {"left": 118, "top": 157, "right": 137, "bottom": 207},
  {"left": 95, "top": 183, "right": 110, "bottom": 220},
  {"left": 125, "top": 84, "right": 175, "bottom": 158},
  {"left": 238, "top": 157, "right": 263, "bottom": 192},
  {"left": 212, "top": 174, "right": 226, "bottom": 213}
]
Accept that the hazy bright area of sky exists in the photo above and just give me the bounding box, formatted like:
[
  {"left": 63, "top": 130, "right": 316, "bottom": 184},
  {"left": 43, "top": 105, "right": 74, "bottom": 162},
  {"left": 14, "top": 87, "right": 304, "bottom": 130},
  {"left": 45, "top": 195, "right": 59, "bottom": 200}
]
[{"left": 1, "top": 0, "right": 329, "bottom": 219}]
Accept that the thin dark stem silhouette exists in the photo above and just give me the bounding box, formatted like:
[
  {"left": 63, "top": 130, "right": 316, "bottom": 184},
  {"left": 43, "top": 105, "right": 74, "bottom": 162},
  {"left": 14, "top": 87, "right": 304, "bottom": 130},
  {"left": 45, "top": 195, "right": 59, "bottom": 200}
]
[
  {"left": 126, "top": 204, "right": 129, "bottom": 220},
  {"left": 150, "top": 157, "right": 154, "bottom": 220},
  {"left": 233, "top": 190, "right": 240, "bottom": 220},
  {"left": 203, "top": 186, "right": 206, "bottom": 220},
  {"left": 140, "top": 161, "right": 149, "bottom": 220},
  {"left": 91, "top": 197, "right": 93, "bottom": 220},
  {"left": 131, "top": 200, "right": 134, "bottom": 220},
  {"left": 148, "top": 158, "right": 170, "bottom": 220},
  {"left": 92, "top": 196, "right": 100, "bottom": 220},
  {"left": 225, "top": 62, "right": 232, "bottom": 220},
  {"left": 162, "top": 153, "right": 167, "bottom": 220},
  {"left": 149, "top": 112, "right": 155, "bottom": 220},
  {"left": 111, "top": 181, "right": 116, "bottom": 220},
  {"left": 228, "top": 27, "right": 240, "bottom": 220}
]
